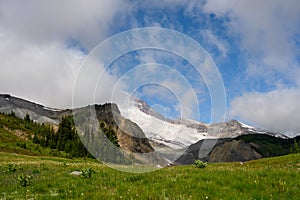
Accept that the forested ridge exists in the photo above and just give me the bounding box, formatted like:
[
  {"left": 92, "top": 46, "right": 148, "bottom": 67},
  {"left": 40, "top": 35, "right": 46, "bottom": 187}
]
[{"left": 0, "top": 112, "right": 120, "bottom": 159}]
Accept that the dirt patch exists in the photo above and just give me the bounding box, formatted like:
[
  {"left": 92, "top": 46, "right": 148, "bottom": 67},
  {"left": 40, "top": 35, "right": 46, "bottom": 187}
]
[{"left": 3, "top": 126, "right": 29, "bottom": 141}]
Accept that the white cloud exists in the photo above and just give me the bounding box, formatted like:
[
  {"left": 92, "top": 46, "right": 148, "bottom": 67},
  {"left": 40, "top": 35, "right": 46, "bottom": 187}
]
[
  {"left": 230, "top": 89, "right": 300, "bottom": 136},
  {"left": 204, "top": 0, "right": 300, "bottom": 84},
  {"left": 0, "top": 0, "right": 132, "bottom": 108},
  {"left": 0, "top": 0, "right": 130, "bottom": 50},
  {"left": 179, "top": 88, "right": 199, "bottom": 119},
  {"left": 0, "top": 30, "right": 84, "bottom": 108},
  {"left": 201, "top": 30, "right": 228, "bottom": 58},
  {"left": 204, "top": 0, "right": 300, "bottom": 134}
]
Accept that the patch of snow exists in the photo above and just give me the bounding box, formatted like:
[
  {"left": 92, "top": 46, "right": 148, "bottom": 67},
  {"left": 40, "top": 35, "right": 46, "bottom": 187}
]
[
  {"left": 238, "top": 121, "right": 255, "bottom": 129},
  {"left": 43, "top": 106, "right": 62, "bottom": 112},
  {"left": 246, "top": 128, "right": 265, "bottom": 133}
]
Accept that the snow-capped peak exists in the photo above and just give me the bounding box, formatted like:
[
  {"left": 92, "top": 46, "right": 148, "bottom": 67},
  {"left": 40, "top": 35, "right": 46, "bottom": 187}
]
[
  {"left": 119, "top": 96, "right": 291, "bottom": 150},
  {"left": 119, "top": 97, "right": 212, "bottom": 150}
]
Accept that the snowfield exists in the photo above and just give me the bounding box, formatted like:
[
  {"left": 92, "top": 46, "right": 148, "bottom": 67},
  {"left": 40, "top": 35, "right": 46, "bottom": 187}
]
[{"left": 120, "top": 103, "right": 210, "bottom": 149}]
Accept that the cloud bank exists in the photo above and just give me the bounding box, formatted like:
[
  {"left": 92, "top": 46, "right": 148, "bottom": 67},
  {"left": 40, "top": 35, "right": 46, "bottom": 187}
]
[
  {"left": 0, "top": 0, "right": 130, "bottom": 108},
  {"left": 230, "top": 89, "right": 300, "bottom": 136},
  {"left": 204, "top": 0, "right": 300, "bottom": 133}
]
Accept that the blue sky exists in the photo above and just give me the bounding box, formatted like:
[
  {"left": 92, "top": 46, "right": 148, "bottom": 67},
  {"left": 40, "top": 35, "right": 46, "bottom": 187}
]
[{"left": 0, "top": 0, "right": 300, "bottom": 136}]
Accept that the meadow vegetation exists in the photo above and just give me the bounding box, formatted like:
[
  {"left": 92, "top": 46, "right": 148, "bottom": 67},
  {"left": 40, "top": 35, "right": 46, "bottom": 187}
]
[{"left": 0, "top": 152, "right": 299, "bottom": 199}]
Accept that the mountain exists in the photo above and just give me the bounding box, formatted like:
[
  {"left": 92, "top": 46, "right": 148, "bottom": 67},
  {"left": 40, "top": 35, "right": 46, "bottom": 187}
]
[
  {"left": 120, "top": 97, "right": 288, "bottom": 151},
  {"left": 0, "top": 94, "right": 166, "bottom": 166},
  {"left": 0, "top": 94, "right": 298, "bottom": 165},
  {"left": 0, "top": 94, "right": 65, "bottom": 125},
  {"left": 118, "top": 97, "right": 298, "bottom": 164},
  {"left": 119, "top": 97, "right": 208, "bottom": 150}
]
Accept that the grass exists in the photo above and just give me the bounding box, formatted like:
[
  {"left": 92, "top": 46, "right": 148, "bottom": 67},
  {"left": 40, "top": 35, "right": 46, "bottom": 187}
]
[
  {"left": 0, "top": 112, "right": 299, "bottom": 199},
  {"left": 0, "top": 152, "right": 299, "bottom": 199}
]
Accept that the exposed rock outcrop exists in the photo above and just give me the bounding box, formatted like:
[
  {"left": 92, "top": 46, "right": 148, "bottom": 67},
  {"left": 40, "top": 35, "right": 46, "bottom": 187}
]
[
  {"left": 208, "top": 140, "right": 262, "bottom": 162},
  {"left": 95, "top": 103, "right": 154, "bottom": 154}
]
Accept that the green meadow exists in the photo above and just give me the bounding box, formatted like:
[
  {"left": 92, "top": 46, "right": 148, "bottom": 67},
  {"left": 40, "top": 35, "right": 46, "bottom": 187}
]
[
  {"left": 0, "top": 152, "right": 299, "bottom": 199},
  {"left": 0, "top": 113, "right": 299, "bottom": 199}
]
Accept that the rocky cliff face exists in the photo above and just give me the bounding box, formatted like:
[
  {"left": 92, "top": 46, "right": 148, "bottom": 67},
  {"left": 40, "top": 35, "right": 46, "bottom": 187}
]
[
  {"left": 93, "top": 103, "right": 168, "bottom": 166},
  {"left": 94, "top": 103, "right": 154, "bottom": 154}
]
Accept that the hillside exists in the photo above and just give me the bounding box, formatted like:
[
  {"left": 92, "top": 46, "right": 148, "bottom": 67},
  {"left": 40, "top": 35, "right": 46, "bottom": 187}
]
[
  {"left": 0, "top": 112, "right": 89, "bottom": 158},
  {"left": 0, "top": 152, "right": 299, "bottom": 199},
  {"left": 176, "top": 134, "right": 300, "bottom": 164}
]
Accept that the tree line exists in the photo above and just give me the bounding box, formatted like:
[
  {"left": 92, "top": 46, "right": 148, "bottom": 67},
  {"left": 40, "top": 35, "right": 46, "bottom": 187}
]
[
  {"left": 0, "top": 112, "right": 94, "bottom": 158},
  {"left": 25, "top": 113, "right": 123, "bottom": 159},
  {"left": 24, "top": 114, "right": 91, "bottom": 158}
]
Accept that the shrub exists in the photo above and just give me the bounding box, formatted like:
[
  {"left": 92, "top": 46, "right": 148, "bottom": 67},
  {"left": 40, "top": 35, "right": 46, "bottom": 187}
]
[
  {"left": 17, "top": 142, "right": 27, "bottom": 149},
  {"left": 18, "top": 175, "right": 33, "bottom": 187},
  {"left": 194, "top": 159, "right": 207, "bottom": 168},
  {"left": 4, "top": 164, "right": 17, "bottom": 173},
  {"left": 81, "top": 168, "right": 94, "bottom": 178}
]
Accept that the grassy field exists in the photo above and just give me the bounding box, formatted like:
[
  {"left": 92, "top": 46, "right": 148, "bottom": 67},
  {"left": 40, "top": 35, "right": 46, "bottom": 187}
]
[{"left": 0, "top": 152, "right": 299, "bottom": 199}]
